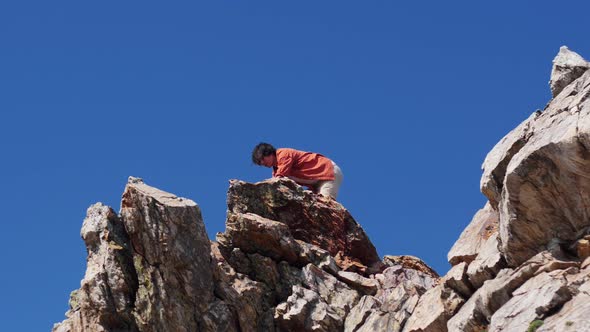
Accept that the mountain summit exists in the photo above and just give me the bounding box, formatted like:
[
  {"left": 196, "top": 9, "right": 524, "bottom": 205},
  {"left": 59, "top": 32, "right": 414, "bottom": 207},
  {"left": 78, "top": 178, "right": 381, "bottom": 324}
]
[{"left": 55, "top": 47, "right": 590, "bottom": 332}]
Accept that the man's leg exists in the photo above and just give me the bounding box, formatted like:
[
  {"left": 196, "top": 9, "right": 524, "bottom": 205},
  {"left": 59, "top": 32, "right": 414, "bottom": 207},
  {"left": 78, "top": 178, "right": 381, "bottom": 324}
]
[{"left": 318, "top": 162, "right": 343, "bottom": 199}]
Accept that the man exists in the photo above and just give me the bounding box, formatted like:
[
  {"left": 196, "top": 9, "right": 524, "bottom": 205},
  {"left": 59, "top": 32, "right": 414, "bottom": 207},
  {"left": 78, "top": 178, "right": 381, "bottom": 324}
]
[{"left": 252, "top": 142, "right": 344, "bottom": 199}]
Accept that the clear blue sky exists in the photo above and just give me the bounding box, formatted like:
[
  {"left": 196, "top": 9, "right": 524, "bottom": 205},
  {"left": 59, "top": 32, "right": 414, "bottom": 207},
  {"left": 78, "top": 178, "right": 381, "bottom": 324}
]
[{"left": 1, "top": 1, "right": 588, "bottom": 330}]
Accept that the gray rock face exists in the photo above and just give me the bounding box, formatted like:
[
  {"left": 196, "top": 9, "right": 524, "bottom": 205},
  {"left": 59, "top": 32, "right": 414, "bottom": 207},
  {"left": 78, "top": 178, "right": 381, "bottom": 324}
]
[
  {"left": 466, "top": 234, "right": 506, "bottom": 289},
  {"left": 480, "top": 111, "right": 539, "bottom": 210},
  {"left": 120, "top": 178, "right": 215, "bottom": 332},
  {"left": 402, "top": 284, "right": 464, "bottom": 332},
  {"left": 448, "top": 202, "right": 499, "bottom": 265},
  {"left": 342, "top": 261, "right": 439, "bottom": 332},
  {"left": 481, "top": 47, "right": 590, "bottom": 267},
  {"left": 488, "top": 269, "right": 574, "bottom": 332},
  {"left": 53, "top": 203, "right": 138, "bottom": 332},
  {"left": 447, "top": 250, "right": 579, "bottom": 332},
  {"left": 337, "top": 271, "right": 380, "bottom": 295},
  {"left": 538, "top": 267, "right": 590, "bottom": 331},
  {"left": 274, "top": 264, "right": 360, "bottom": 332},
  {"left": 443, "top": 262, "right": 473, "bottom": 298},
  {"left": 275, "top": 285, "right": 343, "bottom": 331},
  {"left": 53, "top": 178, "right": 217, "bottom": 332},
  {"left": 344, "top": 296, "right": 381, "bottom": 332}
]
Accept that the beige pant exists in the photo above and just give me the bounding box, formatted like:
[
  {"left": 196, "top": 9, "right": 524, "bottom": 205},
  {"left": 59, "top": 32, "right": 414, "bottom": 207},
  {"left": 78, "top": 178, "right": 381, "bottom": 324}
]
[{"left": 317, "top": 162, "right": 343, "bottom": 199}]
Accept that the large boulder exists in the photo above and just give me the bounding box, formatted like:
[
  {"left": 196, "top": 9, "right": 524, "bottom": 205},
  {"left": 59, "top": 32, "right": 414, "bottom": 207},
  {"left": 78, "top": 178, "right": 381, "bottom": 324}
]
[
  {"left": 481, "top": 47, "right": 590, "bottom": 267},
  {"left": 226, "top": 178, "right": 380, "bottom": 272},
  {"left": 120, "top": 177, "right": 215, "bottom": 331}
]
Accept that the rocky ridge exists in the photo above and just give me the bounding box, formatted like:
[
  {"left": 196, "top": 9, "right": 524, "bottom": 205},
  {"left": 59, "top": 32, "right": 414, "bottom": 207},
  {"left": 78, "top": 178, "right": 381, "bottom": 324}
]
[{"left": 54, "top": 46, "right": 590, "bottom": 331}]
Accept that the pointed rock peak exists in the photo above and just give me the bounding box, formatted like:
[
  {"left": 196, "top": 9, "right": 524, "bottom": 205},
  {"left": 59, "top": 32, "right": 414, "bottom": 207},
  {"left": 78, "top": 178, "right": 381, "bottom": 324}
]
[
  {"left": 553, "top": 46, "right": 588, "bottom": 67},
  {"left": 550, "top": 46, "right": 590, "bottom": 97}
]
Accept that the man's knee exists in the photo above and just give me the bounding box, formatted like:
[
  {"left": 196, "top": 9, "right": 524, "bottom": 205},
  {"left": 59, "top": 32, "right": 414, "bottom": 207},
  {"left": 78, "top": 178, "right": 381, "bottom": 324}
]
[{"left": 319, "top": 181, "right": 339, "bottom": 199}]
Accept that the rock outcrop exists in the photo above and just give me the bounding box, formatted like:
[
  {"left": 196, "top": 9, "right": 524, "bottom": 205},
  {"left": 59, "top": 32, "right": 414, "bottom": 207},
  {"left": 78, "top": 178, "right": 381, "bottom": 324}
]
[
  {"left": 443, "top": 46, "right": 590, "bottom": 331},
  {"left": 482, "top": 46, "right": 590, "bottom": 267},
  {"left": 55, "top": 46, "right": 590, "bottom": 331},
  {"left": 53, "top": 177, "right": 218, "bottom": 332},
  {"left": 54, "top": 176, "right": 437, "bottom": 332},
  {"left": 225, "top": 178, "right": 381, "bottom": 273}
]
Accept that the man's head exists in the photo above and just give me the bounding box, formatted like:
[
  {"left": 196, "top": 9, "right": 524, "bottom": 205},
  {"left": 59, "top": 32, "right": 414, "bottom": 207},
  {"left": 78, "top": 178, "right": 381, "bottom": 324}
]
[{"left": 252, "top": 142, "right": 276, "bottom": 167}]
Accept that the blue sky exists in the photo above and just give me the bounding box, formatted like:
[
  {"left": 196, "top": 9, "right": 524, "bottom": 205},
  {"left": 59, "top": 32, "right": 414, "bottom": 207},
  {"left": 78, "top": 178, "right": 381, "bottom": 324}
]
[{"left": 1, "top": 1, "right": 588, "bottom": 330}]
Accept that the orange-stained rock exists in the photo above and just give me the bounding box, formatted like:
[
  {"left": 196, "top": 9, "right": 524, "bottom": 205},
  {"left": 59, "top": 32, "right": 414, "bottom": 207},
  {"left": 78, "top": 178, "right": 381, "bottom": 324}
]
[{"left": 226, "top": 178, "right": 380, "bottom": 273}]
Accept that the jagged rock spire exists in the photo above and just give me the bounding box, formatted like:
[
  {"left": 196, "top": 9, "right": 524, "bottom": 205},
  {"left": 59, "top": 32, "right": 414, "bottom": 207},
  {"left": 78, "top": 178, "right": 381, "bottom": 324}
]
[{"left": 549, "top": 46, "right": 590, "bottom": 97}]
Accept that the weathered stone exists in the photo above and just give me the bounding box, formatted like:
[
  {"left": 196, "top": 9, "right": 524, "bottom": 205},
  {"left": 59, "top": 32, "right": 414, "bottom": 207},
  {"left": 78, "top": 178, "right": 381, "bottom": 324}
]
[
  {"left": 466, "top": 234, "right": 506, "bottom": 289},
  {"left": 344, "top": 295, "right": 382, "bottom": 332},
  {"left": 481, "top": 111, "right": 539, "bottom": 210},
  {"left": 538, "top": 273, "right": 590, "bottom": 331},
  {"left": 217, "top": 212, "right": 340, "bottom": 275},
  {"left": 447, "top": 268, "right": 514, "bottom": 332},
  {"left": 355, "top": 311, "right": 402, "bottom": 332},
  {"left": 337, "top": 271, "right": 379, "bottom": 295},
  {"left": 376, "top": 265, "right": 437, "bottom": 292},
  {"left": 296, "top": 240, "right": 340, "bottom": 275},
  {"left": 217, "top": 212, "right": 300, "bottom": 263},
  {"left": 274, "top": 285, "right": 342, "bottom": 332},
  {"left": 120, "top": 177, "right": 214, "bottom": 332},
  {"left": 402, "top": 284, "right": 464, "bottom": 332},
  {"left": 301, "top": 264, "right": 360, "bottom": 318},
  {"left": 344, "top": 261, "right": 442, "bottom": 332},
  {"left": 442, "top": 262, "right": 474, "bottom": 299},
  {"left": 248, "top": 253, "right": 281, "bottom": 292},
  {"left": 549, "top": 46, "right": 590, "bottom": 97},
  {"left": 480, "top": 59, "right": 590, "bottom": 266},
  {"left": 201, "top": 300, "right": 239, "bottom": 332},
  {"left": 367, "top": 265, "right": 438, "bottom": 330},
  {"left": 276, "top": 261, "right": 305, "bottom": 301},
  {"left": 210, "top": 242, "right": 270, "bottom": 332},
  {"left": 53, "top": 203, "right": 138, "bottom": 332},
  {"left": 227, "top": 178, "right": 380, "bottom": 272},
  {"left": 228, "top": 248, "right": 252, "bottom": 275},
  {"left": 448, "top": 202, "right": 499, "bottom": 265},
  {"left": 383, "top": 255, "right": 439, "bottom": 279},
  {"left": 275, "top": 264, "right": 360, "bottom": 332},
  {"left": 447, "top": 250, "right": 573, "bottom": 332},
  {"left": 54, "top": 178, "right": 220, "bottom": 332},
  {"left": 488, "top": 269, "right": 576, "bottom": 332}
]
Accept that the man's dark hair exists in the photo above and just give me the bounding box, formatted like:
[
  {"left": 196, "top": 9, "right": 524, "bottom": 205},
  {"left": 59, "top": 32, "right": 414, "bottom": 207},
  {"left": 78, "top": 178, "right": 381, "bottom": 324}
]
[{"left": 252, "top": 142, "right": 276, "bottom": 165}]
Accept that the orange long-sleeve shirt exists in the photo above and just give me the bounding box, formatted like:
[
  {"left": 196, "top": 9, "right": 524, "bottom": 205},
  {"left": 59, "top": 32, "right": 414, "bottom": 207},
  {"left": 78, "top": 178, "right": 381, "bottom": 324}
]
[{"left": 272, "top": 148, "right": 335, "bottom": 184}]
